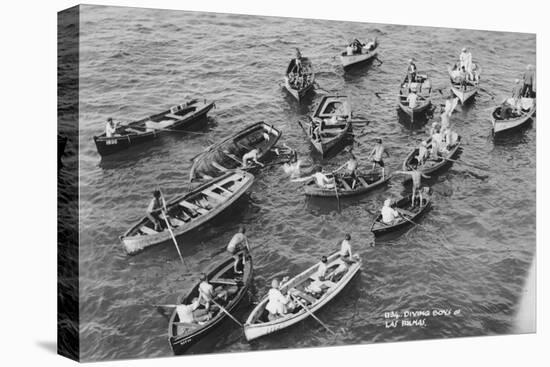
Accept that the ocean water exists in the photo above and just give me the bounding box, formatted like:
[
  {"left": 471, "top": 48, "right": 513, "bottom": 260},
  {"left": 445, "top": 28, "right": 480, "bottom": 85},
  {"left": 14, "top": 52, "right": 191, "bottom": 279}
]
[{"left": 67, "top": 5, "right": 535, "bottom": 361}]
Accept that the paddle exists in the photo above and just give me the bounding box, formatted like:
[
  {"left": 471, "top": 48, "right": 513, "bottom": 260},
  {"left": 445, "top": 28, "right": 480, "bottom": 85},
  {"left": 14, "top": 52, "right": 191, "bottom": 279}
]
[
  {"left": 159, "top": 190, "right": 187, "bottom": 267},
  {"left": 210, "top": 298, "right": 243, "bottom": 328},
  {"left": 331, "top": 172, "right": 341, "bottom": 212},
  {"left": 289, "top": 293, "right": 336, "bottom": 336},
  {"left": 395, "top": 208, "right": 423, "bottom": 228},
  {"left": 430, "top": 157, "right": 485, "bottom": 170}
]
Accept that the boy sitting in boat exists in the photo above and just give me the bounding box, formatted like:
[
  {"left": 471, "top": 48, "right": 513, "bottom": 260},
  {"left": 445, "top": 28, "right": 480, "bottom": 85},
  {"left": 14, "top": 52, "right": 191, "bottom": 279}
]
[
  {"left": 334, "top": 149, "right": 359, "bottom": 188},
  {"left": 306, "top": 256, "right": 337, "bottom": 295},
  {"left": 176, "top": 298, "right": 211, "bottom": 325},
  {"left": 291, "top": 166, "right": 335, "bottom": 189}
]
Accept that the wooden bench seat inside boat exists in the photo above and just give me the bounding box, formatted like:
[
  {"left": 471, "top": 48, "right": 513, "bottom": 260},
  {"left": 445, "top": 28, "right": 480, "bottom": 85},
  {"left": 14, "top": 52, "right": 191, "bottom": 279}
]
[
  {"left": 140, "top": 226, "right": 158, "bottom": 235},
  {"left": 396, "top": 208, "right": 415, "bottom": 217},
  {"left": 179, "top": 200, "right": 209, "bottom": 215},
  {"left": 290, "top": 289, "right": 318, "bottom": 304},
  {"left": 165, "top": 113, "right": 184, "bottom": 120},
  {"left": 202, "top": 190, "right": 227, "bottom": 203}
]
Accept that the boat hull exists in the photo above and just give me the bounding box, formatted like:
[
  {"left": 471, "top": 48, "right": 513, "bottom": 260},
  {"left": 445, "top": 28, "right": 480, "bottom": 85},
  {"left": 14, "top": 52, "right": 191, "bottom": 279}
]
[
  {"left": 94, "top": 101, "right": 214, "bottom": 156},
  {"left": 402, "top": 136, "right": 462, "bottom": 176},
  {"left": 243, "top": 252, "right": 361, "bottom": 341},
  {"left": 340, "top": 50, "right": 378, "bottom": 68},
  {"left": 304, "top": 172, "right": 390, "bottom": 198},
  {"left": 169, "top": 254, "right": 253, "bottom": 355},
  {"left": 492, "top": 103, "right": 536, "bottom": 134},
  {"left": 371, "top": 195, "right": 432, "bottom": 236},
  {"left": 121, "top": 171, "right": 254, "bottom": 254},
  {"left": 450, "top": 85, "right": 478, "bottom": 104}
]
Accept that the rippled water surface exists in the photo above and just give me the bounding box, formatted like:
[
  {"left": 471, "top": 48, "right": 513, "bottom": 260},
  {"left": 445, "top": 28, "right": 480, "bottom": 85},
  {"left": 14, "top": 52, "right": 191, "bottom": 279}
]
[{"left": 72, "top": 5, "right": 535, "bottom": 361}]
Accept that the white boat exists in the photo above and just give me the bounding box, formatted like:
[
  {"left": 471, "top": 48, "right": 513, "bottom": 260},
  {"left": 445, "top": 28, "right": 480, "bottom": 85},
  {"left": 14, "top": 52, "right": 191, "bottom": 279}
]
[
  {"left": 492, "top": 97, "right": 536, "bottom": 134},
  {"left": 448, "top": 63, "right": 480, "bottom": 104},
  {"left": 243, "top": 251, "right": 362, "bottom": 341},
  {"left": 339, "top": 38, "right": 379, "bottom": 69},
  {"left": 120, "top": 171, "right": 254, "bottom": 254}
]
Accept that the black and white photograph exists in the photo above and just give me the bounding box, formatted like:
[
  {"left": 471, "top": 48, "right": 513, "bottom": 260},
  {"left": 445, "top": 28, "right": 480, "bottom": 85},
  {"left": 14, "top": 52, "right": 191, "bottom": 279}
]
[{"left": 54, "top": 1, "right": 539, "bottom": 364}]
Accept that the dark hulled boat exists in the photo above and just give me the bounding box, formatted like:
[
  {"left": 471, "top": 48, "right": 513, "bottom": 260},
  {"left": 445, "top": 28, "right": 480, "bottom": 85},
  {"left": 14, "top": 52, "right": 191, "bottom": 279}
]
[
  {"left": 168, "top": 252, "right": 253, "bottom": 355},
  {"left": 93, "top": 99, "right": 214, "bottom": 156}
]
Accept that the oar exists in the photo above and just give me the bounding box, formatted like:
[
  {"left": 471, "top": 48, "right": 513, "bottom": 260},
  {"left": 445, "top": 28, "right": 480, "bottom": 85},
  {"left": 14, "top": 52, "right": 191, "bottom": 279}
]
[
  {"left": 395, "top": 209, "right": 423, "bottom": 228},
  {"left": 332, "top": 173, "right": 341, "bottom": 212},
  {"left": 210, "top": 298, "right": 243, "bottom": 328},
  {"left": 437, "top": 157, "right": 485, "bottom": 170},
  {"left": 160, "top": 190, "right": 187, "bottom": 267},
  {"left": 289, "top": 293, "right": 336, "bottom": 336}
]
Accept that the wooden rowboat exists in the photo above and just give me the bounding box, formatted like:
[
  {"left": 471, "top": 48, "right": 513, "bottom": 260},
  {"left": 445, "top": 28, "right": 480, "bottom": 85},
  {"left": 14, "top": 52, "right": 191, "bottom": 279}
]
[
  {"left": 370, "top": 194, "right": 431, "bottom": 236},
  {"left": 398, "top": 73, "right": 432, "bottom": 121},
  {"left": 168, "top": 252, "right": 253, "bottom": 355},
  {"left": 243, "top": 250, "right": 361, "bottom": 341},
  {"left": 284, "top": 56, "right": 315, "bottom": 101},
  {"left": 93, "top": 99, "right": 215, "bottom": 156},
  {"left": 189, "top": 122, "right": 281, "bottom": 181},
  {"left": 339, "top": 38, "right": 379, "bottom": 69},
  {"left": 120, "top": 171, "right": 254, "bottom": 255},
  {"left": 297, "top": 95, "right": 352, "bottom": 156},
  {"left": 304, "top": 171, "right": 390, "bottom": 198},
  {"left": 402, "top": 135, "right": 462, "bottom": 176},
  {"left": 492, "top": 97, "right": 536, "bottom": 134},
  {"left": 448, "top": 63, "right": 480, "bottom": 104}
]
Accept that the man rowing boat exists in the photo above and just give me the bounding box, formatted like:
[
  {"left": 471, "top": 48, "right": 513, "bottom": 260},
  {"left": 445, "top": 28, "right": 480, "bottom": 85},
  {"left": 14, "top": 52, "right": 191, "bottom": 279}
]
[
  {"left": 381, "top": 198, "right": 400, "bottom": 224},
  {"left": 265, "top": 277, "right": 294, "bottom": 319}
]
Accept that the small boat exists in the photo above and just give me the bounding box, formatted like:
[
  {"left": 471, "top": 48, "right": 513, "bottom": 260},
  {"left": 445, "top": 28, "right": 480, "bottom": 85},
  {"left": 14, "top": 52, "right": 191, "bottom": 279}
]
[
  {"left": 297, "top": 95, "right": 352, "bottom": 156},
  {"left": 370, "top": 194, "right": 431, "bottom": 236},
  {"left": 398, "top": 73, "right": 432, "bottom": 121},
  {"left": 168, "top": 252, "right": 253, "bottom": 355},
  {"left": 448, "top": 63, "right": 481, "bottom": 103},
  {"left": 120, "top": 171, "right": 254, "bottom": 255},
  {"left": 243, "top": 250, "right": 361, "bottom": 341},
  {"left": 339, "top": 38, "right": 379, "bottom": 69},
  {"left": 492, "top": 97, "right": 536, "bottom": 134},
  {"left": 189, "top": 122, "right": 281, "bottom": 181},
  {"left": 93, "top": 99, "right": 215, "bottom": 156},
  {"left": 284, "top": 55, "right": 315, "bottom": 101},
  {"left": 402, "top": 135, "right": 462, "bottom": 176},
  {"left": 304, "top": 171, "right": 390, "bottom": 198}
]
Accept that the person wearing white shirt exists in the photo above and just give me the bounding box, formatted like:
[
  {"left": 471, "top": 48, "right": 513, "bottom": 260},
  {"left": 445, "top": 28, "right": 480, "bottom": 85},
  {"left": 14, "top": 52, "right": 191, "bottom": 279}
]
[
  {"left": 381, "top": 198, "right": 400, "bottom": 224},
  {"left": 105, "top": 117, "right": 118, "bottom": 138},
  {"left": 265, "top": 278, "right": 291, "bottom": 318}
]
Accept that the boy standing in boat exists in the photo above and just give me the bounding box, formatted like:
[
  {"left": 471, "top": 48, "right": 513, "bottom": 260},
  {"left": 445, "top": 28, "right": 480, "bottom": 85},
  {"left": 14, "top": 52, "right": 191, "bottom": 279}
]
[
  {"left": 394, "top": 165, "right": 431, "bottom": 206},
  {"left": 105, "top": 117, "right": 118, "bottom": 138},
  {"left": 521, "top": 64, "right": 535, "bottom": 98},
  {"left": 368, "top": 139, "right": 390, "bottom": 179},
  {"left": 146, "top": 190, "right": 163, "bottom": 231},
  {"left": 226, "top": 227, "right": 250, "bottom": 274}
]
